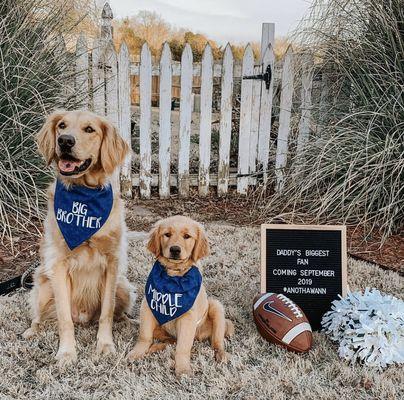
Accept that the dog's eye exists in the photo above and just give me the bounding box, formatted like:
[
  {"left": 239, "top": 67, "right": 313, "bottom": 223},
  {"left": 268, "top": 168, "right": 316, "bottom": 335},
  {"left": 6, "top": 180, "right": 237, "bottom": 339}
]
[
  {"left": 164, "top": 233, "right": 171, "bottom": 238},
  {"left": 84, "top": 126, "right": 95, "bottom": 133},
  {"left": 58, "top": 122, "right": 66, "bottom": 129},
  {"left": 183, "top": 234, "right": 191, "bottom": 239}
]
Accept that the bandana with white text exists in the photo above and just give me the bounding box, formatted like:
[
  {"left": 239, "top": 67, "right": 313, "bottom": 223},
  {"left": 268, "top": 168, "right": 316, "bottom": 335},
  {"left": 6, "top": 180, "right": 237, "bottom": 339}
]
[
  {"left": 145, "top": 260, "right": 202, "bottom": 325},
  {"left": 54, "top": 180, "right": 113, "bottom": 250}
]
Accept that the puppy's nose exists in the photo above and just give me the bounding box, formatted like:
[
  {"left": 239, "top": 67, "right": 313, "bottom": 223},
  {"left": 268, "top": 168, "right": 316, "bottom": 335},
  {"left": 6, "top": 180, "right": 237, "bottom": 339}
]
[
  {"left": 169, "top": 246, "right": 181, "bottom": 258},
  {"left": 58, "top": 134, "right": 75, "bottom": 151}
]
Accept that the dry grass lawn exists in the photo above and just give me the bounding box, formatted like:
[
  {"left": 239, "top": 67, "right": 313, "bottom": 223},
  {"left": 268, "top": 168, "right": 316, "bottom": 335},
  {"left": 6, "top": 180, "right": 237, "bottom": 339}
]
[{"left": 0, "top": 223, "right": 403, "bottom": 399}]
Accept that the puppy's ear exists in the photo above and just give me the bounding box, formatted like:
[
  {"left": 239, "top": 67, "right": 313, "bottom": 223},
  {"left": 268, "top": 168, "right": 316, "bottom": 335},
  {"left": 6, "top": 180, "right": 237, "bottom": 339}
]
[
  {"left": 192, "top": 223, "right": 210, "bottom": 262},
  {"left": 147, "top": 224, "right": 161, "bottom": 257},
  {"left": 100, "top": 119, "right": 130, "bottom": 175},
  {"left": 36, "top": 110, "right": 65, "bottom": 165}
]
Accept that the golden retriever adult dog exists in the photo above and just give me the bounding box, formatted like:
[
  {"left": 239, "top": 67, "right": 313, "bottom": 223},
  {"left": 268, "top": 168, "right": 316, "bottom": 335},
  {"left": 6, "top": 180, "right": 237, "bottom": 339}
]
[
  {"left": 24, "top": 110, "right": 135, "bottom": 367},
  {"left": 127, "top": 216, "right": 234, "bottom": 377}
]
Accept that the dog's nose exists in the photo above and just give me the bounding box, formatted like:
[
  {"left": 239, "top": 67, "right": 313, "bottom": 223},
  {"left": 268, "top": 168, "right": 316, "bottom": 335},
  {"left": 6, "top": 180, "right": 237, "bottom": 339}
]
[
  {"left": 57, "top": 134, "right": 75, "bottom": 151},
  {"left": 169, "top": 246, "right": 181, "bottom": 258}
]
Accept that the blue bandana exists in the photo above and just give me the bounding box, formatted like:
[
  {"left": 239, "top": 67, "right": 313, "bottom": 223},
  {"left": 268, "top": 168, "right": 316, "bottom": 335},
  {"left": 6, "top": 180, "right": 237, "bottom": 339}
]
[
  {"left": 145, "top": 260, "right": 202, "bottom": 325},
  {"left": 54, "top": 180, "right": 113, "bottom": 250}
]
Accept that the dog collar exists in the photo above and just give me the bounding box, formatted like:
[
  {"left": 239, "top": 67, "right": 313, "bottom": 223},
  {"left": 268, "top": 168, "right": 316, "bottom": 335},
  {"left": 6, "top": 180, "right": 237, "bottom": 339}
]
[
  {"left": 145, "top": 260, "right": 202, "bottom": 325},
  {"left": 53, "top": 180, "right": 113, "bottom": 250}
]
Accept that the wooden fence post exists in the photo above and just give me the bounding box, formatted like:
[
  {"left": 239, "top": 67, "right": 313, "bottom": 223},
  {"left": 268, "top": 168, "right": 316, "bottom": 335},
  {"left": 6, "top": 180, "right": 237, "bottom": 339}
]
[
  {"left": 159, "top": 42, "right": 172, "bottom": 199},
  {"left": 118, "top": 42, "right": 132, "bottom": 198},
  {"left": 91, "top": 38, "right": 105, "bottom": 115},
  {"left": 105, "top": 42, "right": 119, "bottom": 128},
  {"left": 178, "top": 43, "right": 193, "bottom": 198},
  {"left": 257, "top": 23, "right": 275, "bottom": 183},
  {"left": 237, "top": 44, "right": 254, "bottom": 194},
  {"left": 249, "top": 63, "right": 261, "bottom": 185},
  {"left": 101, "top": 2, "right": 113, "bottom": 41},
  {"left": 260, "top": 23, "right": 275, "bottom": 63},
  {"left": 275, "top": 46, "right": 294, "bottom": 192},
  {"left": 198, "top": 44, "right": 214, "bottom": 197},
  {"left": 217, "top": 43, "right": 234, "bottom": 196},
  {"left": 139, "top": 43, "right": 152, "bottom": 199}
]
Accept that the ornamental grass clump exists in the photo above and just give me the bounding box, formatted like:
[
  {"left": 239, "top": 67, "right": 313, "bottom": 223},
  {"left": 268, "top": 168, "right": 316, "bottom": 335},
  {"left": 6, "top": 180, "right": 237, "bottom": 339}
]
[
  {"left": 265, "top": 0, "right": 403, "bottom": 237},
  {"left": 0, "top": 0, "right": 84, "bottom": 245}
]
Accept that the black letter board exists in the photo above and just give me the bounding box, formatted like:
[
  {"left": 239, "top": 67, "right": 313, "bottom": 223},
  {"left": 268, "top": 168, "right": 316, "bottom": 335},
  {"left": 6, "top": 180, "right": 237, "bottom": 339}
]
[{"left": 260, "top": 224, "right": 347, "bottom": 330}]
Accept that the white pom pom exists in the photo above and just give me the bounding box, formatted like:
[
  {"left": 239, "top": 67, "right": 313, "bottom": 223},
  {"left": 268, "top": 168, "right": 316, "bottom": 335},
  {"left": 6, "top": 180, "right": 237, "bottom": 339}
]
[{"left": 321, "top": 288, "right": 404, "bottom": 368}]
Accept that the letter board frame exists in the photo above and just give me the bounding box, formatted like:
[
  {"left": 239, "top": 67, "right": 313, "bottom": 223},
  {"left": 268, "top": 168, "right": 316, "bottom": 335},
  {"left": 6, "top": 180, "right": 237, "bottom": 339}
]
[{"left": 260, "top": 224, "right": 347, "bottom": 330}]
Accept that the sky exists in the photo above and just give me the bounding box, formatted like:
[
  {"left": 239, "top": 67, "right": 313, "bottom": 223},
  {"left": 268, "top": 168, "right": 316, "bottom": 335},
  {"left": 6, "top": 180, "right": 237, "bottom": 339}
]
[{"left": 106, "top": 0, "right": 312, "bottom": 44}]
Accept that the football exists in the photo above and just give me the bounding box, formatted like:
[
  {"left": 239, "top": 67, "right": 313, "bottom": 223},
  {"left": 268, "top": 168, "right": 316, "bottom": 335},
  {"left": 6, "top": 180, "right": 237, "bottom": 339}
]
[{"left": 253, "top": 292, "right": 312, "bottom": 353}]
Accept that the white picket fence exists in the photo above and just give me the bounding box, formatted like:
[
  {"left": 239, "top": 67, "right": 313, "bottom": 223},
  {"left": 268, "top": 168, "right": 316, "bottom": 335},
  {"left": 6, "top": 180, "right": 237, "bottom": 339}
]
[{"left": 70, "top": 3, "right": 314, "bottom": 199}]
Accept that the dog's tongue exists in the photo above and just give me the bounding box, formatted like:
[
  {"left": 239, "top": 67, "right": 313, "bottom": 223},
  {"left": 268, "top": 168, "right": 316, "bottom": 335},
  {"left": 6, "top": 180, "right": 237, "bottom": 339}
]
[{"left": 58, "top": 159, "right": 81, "bottom": 173}]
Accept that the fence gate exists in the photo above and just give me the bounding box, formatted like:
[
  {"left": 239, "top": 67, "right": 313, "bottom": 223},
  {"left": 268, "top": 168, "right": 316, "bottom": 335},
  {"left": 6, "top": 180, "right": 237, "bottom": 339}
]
[
  {"left": 73, "top": 3, "right": 312, "bottom": 199},
  {"left": 238, "top": 24, "right": 275, "bottom": 194}
]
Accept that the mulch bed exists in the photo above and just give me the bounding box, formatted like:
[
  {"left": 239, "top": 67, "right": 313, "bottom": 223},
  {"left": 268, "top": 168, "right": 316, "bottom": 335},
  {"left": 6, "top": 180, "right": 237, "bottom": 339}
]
[
  {"left": 0, "top": 238, "right": 39, "bottom": 282},
  {"left": 1, "top": 190, "right": 402, "bottom": 283},
  {"left": 347, "top": 225, "right": 403, "bottom": 274},
  {"left": 127, "top": 189, "right": 403, "bottom": 275}
]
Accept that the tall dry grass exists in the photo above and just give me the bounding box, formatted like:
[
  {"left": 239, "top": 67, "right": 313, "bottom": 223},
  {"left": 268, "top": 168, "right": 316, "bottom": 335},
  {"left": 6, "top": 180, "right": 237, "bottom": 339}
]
[
  {"left": 0, "top": 0, "right": 84, "bottom": 246},
  {"left": 262, "top": 0, "right": 403, "bottom": 238}
]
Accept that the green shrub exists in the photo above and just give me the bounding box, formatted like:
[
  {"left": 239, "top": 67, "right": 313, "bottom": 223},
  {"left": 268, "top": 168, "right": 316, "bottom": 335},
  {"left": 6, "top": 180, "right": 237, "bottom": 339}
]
[
  {"left": 0, "top": 0, "right": 84, "bottom": 245},
  {"left": 266, "top": 0, "right": 403, "bottom": 237}
]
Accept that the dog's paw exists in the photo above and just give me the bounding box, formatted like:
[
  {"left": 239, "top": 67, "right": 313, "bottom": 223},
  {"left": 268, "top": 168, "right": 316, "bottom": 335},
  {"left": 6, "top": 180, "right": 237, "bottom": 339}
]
[
  {"left": 225, "top": 319, "right": 235, "bottom": 338},
  {"left": 214, "top": 349, "right": 228, "bottom": 363},
  {"left": 22, "top": 327, "right": 38, "bottom": 340},
  {"left": 175, "top": 364, "right": 193, "bottom": 378},
  {"left": 96, "top": 340, "right": 116, "bottom": 356},
  {"left": 126, "top": 348, "right": 145, "bottom": 362},
  {"left": 56, "top": 348, "right": 77, "bottom": 368},
  {"left": 148, "top": 342, "right": 168, "bottom": 354}
]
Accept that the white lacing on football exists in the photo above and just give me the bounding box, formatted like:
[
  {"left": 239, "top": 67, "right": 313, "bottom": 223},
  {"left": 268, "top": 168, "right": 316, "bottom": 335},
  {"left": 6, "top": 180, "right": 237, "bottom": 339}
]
[{"left": 277, "top": 294, "right": 303, "bottom": 318}]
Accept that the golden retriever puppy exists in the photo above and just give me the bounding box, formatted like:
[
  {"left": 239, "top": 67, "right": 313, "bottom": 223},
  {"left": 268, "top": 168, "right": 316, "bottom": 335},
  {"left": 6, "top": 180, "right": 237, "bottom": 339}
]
[
  {"left": 127, "top": 216, "right": 234, "bottom": 377},
  {"left": 23, "top": 110, "right": 135, "bottom": 367}
]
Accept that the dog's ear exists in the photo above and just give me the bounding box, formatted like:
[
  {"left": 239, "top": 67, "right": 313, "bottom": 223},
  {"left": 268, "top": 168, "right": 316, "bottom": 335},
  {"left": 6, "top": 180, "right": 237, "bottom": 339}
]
[
  {"left": 147, "top": 223, "right": 161, "bottom": 257},
  {"left": 36, "top": 110, "right": 65, "bottom": 165},
  {"left": 192, "top": 223, "right": 210, "bottom": 262},
  {"left": 100, "top": 119, "right": 129, "bottom": 175}
]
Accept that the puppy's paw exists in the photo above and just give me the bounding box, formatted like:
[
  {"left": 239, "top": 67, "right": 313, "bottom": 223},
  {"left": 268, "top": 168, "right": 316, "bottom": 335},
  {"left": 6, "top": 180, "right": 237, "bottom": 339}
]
[
  {"left": 126, "top": 347, "right": 146, "bottom": 362},
  {"left": 175, "top": 364, "right": 193, "bottom": 378},
  {"left": 225, "top": 319, "right": 235, "bottom": 338},
  {"left": 56, "top": 348, "right": 77, "bottom": 368},
  {"left": 214, "top": 349, "right": 228, "bottom": 363},
  {"left": 148, "top": 342, "right": 168, "bottom": 354},
  {"left": 22, "top": 326, "right": 38, "bottom": 340},
  {"left": 96, "top": 340, "right": 116, "bottom": 356}
]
